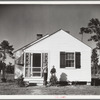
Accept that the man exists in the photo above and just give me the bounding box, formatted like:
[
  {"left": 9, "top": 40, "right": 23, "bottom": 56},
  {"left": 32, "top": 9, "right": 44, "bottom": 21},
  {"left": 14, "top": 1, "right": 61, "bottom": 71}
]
[
  {"left": 50, "top": 65, "right": 56, "bottom": 76},
  {"left": 43, "top": 64, "right": 48, "bottom": 86},
  {"left": 50, "top": 65, "right": 57, "bottom": 86}
]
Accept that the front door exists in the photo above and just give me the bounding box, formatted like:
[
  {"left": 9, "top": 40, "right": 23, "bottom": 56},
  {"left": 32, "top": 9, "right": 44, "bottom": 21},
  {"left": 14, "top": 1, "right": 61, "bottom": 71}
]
[
  {"left": 25, "top": 52, "right": 48, "bottom": 78},
  {"left": 32, "top": 53, "right": 41, "bottom": 77}
]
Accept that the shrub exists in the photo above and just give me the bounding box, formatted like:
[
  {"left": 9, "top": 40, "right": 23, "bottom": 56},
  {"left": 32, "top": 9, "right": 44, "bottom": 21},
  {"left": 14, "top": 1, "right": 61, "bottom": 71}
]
[
  {"left": 1, "top": 78, "right": 6, "bottom": 82},
  {"left": 17, "top": 75, "right": 25, "bottom": 87},
  {"left": 24, "top": 81, "right": 29, "bottom": 87},
  {"left": 6, "top": 64, "right": 14, "bottom": 74},
  {"left": 49, "top": 75, "right": 58, "bottom": 86}
]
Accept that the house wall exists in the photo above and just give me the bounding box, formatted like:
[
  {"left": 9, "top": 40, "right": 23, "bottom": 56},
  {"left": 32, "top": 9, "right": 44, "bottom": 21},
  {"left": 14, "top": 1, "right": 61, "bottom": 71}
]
[{"left": 25, "top": 30, "right": 91, "bottom": 82}]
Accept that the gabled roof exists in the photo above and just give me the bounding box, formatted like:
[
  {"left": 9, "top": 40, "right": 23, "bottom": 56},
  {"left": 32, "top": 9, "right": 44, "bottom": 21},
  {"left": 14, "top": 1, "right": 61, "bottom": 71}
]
[
  {"left": 14, "top": 33, "right": 49, "bottom": 53},
  {"left": 14, "top": 29, "right": 92, "bottom": 53}
]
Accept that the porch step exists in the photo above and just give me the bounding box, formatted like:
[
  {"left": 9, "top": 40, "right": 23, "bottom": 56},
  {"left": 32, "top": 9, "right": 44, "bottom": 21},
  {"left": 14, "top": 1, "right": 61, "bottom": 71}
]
[{"left": 24, "top": 78, "right": 43, "bottom": 86}]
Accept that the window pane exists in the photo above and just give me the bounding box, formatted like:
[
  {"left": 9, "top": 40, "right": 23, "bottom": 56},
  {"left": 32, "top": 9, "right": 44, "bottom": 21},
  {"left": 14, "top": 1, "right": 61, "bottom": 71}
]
[
  {"left": 66, "top": 53, "right": 74, "bottom": 60},
  {"left": 72, "top": 53, "right": 74, "bottom": 59},
  {"left": 71, "top": 60, "right": 74, "bottom": 67},
  {"left": 66, "top": 60, "right": 74, "bottom": 67},
  {"left": 69, "top": 60, "right": 74, "bottom": 67},
  {"left": 70, "top": 53, "right": 74, "bottom": 60}
]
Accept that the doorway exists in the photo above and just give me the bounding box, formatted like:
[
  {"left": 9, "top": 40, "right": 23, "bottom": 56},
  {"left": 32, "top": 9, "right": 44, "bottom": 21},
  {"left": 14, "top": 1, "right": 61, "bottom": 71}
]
[
  {"left": 32, "top": 53, "right": 41, "bottom": 77},
  {"left": 25, "top": 52, "right": 48, "bottom": 78}
]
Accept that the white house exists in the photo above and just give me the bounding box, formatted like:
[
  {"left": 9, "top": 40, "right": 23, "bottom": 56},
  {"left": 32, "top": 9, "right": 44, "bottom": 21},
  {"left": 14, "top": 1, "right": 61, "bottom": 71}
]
[{"left": 14, "top": 29, "right": 91, "bottom": 85}]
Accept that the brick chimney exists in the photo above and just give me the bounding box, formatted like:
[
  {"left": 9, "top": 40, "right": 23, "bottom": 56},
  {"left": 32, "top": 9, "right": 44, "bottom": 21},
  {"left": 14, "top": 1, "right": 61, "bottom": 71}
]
[{"left": 37, "top": 34, "right": 43, "bottom": 40}]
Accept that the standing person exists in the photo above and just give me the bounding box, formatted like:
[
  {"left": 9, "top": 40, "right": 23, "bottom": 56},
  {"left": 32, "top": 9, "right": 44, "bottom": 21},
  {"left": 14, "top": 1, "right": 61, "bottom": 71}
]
[
  {"left": 50, "top": 65, "right": 57, "bottom": 86},
  {"left": 50, "top": 65, "right": 56, "bottom": 76},
  {"left": 43, "top": 64, "right": 48, "bottom": 86}
]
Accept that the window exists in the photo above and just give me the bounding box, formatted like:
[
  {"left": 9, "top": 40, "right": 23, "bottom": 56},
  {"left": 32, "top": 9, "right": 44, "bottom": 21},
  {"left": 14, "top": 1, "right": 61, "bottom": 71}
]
[
  {"left": 60, "top": 52, "right": 81, "bottom": 68},
  {"left": 66, "top": 53, "right": 74, "bottom": 67}
]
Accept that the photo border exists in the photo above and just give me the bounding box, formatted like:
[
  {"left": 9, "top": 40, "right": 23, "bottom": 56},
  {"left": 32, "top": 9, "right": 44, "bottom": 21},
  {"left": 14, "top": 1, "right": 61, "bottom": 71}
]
[{"left": 0, "top": 1, "right": 100, "bottom": 99}]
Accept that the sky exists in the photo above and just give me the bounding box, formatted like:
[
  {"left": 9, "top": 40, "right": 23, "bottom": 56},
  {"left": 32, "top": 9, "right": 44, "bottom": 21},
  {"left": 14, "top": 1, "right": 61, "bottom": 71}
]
[{"left": 0, "top": 4, "right": 100, "bottom": 51}]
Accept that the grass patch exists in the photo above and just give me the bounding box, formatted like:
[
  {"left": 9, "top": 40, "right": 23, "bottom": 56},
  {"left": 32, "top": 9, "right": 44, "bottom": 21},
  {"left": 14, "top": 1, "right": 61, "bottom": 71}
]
[
  {"left": 0, "top": 74, "right": 100, "bottom": 95},
  {"left": 0, "top": 82, "right": 100, "bottom": 95}
]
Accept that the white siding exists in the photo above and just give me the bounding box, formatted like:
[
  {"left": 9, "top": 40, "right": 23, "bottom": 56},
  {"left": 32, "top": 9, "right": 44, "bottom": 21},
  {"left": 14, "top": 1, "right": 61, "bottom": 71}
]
[{"left": 24, "top": 30, "right": 91, "bottom": 82}]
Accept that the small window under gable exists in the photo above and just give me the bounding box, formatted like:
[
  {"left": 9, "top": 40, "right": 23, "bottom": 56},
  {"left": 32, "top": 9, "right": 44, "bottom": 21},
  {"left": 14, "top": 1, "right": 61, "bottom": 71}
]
[{"left": 60, "top": 52, "right": 81, "bottom": 69}]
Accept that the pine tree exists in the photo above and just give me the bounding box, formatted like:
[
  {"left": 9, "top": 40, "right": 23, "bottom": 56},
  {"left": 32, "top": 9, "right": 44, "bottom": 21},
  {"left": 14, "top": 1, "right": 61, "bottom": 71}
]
[
  {"left": 91, "top": 48, "right": 98, "bottom": 75},
  {"left": 79, "top": 18, "right": 100, "bottom": 74},
  {"left": 0, "top": 40, "right": 14, "bottom": 82}
]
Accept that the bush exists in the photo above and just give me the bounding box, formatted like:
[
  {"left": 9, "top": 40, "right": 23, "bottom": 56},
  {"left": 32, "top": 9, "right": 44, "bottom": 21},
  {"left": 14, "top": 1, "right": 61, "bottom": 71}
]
[
  {"left": 6, "top": 64, "right": 14, "bottom": 74},
  {"left": 49, "top": 75, "right": 58, "bottom": 86},
  {"left": 58, "top": 81, "right": 68, "bottom": 86},
  {"left": 17, "top": 75, "right": 25, "bottom": 87},
  {"left": 91, "top": 78, "right": 100, "bottom": 86},
  {"left": 24, "top": 81, "right": 29, "bottom": 87},
  {"left": 1, "top": 78, "right": 6, "bottom": 82}
]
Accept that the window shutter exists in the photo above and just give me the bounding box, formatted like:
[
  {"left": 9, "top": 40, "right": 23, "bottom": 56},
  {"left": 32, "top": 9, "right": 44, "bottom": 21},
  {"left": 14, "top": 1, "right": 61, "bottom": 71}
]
[
  {"left": 75, "top": 52, "right": 81, "bottom": 69},
  {"left": 60, "top": 52, "right": 66, "bottom": 68}
]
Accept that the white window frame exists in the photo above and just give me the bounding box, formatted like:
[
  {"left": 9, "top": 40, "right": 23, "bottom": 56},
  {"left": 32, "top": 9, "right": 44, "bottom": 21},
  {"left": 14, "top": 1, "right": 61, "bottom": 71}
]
[{"left": 65, "top": 52, "right": 75, "bottom": 68}]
